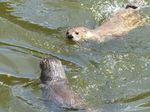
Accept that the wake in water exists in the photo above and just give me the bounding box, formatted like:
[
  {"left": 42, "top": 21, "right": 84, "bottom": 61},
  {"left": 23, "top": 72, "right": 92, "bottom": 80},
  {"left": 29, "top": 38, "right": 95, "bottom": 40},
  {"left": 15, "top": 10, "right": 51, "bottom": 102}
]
[{"left": 90, "top": 0, "right": 150, "bottom": 26}]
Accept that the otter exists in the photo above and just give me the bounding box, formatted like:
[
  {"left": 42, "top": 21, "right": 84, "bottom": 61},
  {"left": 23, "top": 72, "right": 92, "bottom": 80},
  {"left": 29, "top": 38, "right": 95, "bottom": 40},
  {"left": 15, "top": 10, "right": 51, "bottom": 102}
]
[
  {"left": 66, "top": 0, "right": 145, "bottom": 42},
  {"left": 40, "top": 58, "right": 86, "bottom": 111}
]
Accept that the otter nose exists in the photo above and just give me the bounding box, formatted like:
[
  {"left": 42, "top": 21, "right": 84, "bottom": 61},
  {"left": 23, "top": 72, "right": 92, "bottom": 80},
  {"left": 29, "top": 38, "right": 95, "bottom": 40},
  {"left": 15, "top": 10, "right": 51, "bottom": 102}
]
[{"left": 67, "top": 35, "right": 73, "bottom": 39}]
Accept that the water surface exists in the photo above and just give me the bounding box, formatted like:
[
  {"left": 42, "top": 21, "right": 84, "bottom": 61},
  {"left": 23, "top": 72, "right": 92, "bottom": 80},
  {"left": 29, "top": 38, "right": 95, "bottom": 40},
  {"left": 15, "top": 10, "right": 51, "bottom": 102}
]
[{"left": 0, "top": 0, "right": 150, "bottom": 112}]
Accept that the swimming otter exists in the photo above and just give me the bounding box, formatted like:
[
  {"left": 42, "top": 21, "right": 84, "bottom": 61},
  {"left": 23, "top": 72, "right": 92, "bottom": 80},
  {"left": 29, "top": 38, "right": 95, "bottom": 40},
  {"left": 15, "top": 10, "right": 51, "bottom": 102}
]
[
  {"left": 40, "top": 58, "right": 86, "bottom": 111},
  {"left": 66, "top": 0, "right": 145, "bottom": 42}
]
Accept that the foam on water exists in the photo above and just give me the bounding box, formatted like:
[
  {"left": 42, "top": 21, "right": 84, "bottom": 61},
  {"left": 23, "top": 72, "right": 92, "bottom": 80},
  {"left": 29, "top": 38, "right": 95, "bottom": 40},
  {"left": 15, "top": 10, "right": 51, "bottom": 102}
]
[
  {"left": 90, "top": 0, "right": 150, "bottom": 25},
  {"left": 90, "top": 0, "right": 126, "bottom": 21}
]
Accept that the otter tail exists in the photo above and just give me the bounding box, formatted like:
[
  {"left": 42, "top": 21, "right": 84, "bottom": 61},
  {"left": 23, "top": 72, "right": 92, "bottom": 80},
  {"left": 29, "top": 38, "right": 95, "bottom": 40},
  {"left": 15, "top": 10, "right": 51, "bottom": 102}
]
[{"left": 126, "top": 0, "right": 145, "bottom": 9}]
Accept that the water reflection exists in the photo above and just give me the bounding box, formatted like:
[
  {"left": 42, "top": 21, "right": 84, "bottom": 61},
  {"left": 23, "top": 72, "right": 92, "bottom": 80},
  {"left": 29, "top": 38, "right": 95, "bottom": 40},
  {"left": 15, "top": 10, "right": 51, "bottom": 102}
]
[{"left": 0, "top": 0, "right": 150, "bottom": 112}]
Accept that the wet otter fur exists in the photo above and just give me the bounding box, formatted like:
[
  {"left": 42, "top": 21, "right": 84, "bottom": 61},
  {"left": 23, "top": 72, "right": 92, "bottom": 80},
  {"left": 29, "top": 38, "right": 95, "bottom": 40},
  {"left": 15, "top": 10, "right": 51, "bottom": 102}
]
[
  {"left": 66, "top": 0, "right": 145, "bottom": 42},
  {"left": 40, "top": 58, "right": 86, "bottom": 111}
]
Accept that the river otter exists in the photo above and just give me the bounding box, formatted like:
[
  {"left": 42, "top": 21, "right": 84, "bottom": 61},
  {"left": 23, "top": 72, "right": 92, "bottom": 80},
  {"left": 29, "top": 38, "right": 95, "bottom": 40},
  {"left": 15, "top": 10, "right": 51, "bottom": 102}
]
[
  {"left": 66, "top": 0, "right": 145, "bottom": 42},
  {"left": 40, "top": 58, "right": 86, "bottom": 111}
]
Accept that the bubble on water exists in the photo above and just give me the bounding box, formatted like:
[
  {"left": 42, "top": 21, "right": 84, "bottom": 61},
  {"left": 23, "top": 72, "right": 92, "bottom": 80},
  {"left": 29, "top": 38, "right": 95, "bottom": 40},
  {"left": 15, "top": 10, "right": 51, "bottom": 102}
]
[
  {"left": 72, "top": 75, "right": 79, "bottom": 79},
  {"left": 0, "top": 82, "right": 3, "bottom": 85}
]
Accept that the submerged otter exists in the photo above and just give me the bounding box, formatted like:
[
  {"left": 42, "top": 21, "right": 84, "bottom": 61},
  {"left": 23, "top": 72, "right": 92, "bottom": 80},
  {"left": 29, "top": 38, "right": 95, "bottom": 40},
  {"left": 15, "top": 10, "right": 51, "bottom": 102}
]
[
  {"left": 66, "top": 0, "right": 145, "bottom": 42},
  {"left": 40, "top": 58, "right": 86, "bottom": 111}
]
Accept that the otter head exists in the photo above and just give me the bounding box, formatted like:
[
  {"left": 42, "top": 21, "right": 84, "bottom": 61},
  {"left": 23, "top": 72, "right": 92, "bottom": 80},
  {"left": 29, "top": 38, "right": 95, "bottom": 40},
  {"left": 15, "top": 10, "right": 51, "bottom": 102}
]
[{"left": 66, "top": 26, "right": 93, "bottom": 42}]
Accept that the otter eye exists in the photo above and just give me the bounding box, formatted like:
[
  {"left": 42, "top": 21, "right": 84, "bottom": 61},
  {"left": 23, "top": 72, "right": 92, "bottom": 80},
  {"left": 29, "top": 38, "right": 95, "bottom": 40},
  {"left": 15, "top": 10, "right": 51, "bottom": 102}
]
[{"left": 75, "top": 32, "right": 79, "bottom": 35}]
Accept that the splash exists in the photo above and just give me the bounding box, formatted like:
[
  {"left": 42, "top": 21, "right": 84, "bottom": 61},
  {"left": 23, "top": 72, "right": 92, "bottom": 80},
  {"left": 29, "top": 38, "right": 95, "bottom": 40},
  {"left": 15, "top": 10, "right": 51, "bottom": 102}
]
[
  {"left": 90, "top": 0, "right": 126, "bottom": 21},
  {"left": 90, "top": 0, "right": 150, "bottom": 25}
]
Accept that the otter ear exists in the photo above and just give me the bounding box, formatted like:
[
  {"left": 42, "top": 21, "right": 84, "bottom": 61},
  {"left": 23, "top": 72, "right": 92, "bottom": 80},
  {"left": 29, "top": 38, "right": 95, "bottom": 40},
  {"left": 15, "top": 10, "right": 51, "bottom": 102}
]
[{"left": 66, "top": 31, "right": 69, "bottom": 35}]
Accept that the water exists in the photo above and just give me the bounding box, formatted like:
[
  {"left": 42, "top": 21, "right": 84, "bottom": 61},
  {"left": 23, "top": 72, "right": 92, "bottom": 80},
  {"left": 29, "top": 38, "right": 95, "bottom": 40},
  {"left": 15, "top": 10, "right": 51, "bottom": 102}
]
[{"left": 0, "top": 0, "right": 150, "bottom": 112}]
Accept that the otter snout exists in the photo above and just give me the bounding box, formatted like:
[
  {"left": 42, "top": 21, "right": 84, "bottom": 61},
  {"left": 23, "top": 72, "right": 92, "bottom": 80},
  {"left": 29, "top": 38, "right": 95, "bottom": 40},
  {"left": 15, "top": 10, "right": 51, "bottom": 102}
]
[{"left": 67, "top": 34, "right": 73, "bottom": 40}]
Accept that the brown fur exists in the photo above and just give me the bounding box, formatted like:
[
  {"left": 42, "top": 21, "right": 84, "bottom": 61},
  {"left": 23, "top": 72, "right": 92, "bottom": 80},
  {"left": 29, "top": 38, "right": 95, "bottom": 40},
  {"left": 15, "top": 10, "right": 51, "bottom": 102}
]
[{"left": 40, "top": 58, "right": 86, "bottom": 110}]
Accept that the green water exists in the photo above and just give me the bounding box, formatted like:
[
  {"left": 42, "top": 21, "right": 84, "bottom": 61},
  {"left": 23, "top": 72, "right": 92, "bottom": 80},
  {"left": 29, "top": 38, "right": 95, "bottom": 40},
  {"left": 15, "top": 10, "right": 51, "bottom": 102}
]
[{"left": 0, "top": 0, "right": 150, "bottom": 112}]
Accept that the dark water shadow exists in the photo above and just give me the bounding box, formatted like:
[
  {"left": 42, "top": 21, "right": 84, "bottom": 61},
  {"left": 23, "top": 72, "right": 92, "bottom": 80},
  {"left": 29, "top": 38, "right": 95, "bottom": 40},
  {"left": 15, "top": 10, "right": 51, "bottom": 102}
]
[{"left": 0, "top": 2, "right": 61, "bottom": 36}]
